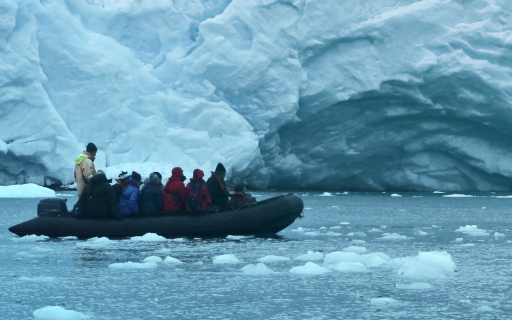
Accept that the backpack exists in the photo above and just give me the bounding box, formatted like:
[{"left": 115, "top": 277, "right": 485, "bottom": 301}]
[{"left": 186, "top": 181, "right": 204, "bottom": 213}]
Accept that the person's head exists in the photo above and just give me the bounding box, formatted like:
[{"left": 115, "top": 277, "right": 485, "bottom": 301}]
[
  {"left": 215, "top": 163, "right": 226, "bottom": 180},
  {"left": 234, "top": 183, "right": 246, "bottom": 193},
  {"left": 86, "top": 142, "right": 98, "bottom": 157},
  {"left": 153, "top": 172, "right": 162, "bottom": 180},
  {"left": 171, "top": 167, "right": 186, "bottom": 182},
  {"left": 149, "top": 172, "right": 160, "bottom": 184},
  {"left": 131, "top": 171, "right": 142, "bottom": 183},
  {"left": 119, "top": 171, "right": 130, "bottom": 183},
  {"left": 96, "top": 169, "right": 106, "bottom": 176},
  {"left": 193, "top": 169, "right": 204, "bottom": 180}
]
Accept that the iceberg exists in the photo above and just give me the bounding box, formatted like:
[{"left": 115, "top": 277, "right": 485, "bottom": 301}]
[{"left": 3, "top": 0, "right": 512, "bottom": 191}]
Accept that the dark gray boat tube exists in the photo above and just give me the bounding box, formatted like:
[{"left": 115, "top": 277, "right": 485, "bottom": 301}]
[{"left": 8, "top": 193, "right": 304, "bottom": 239}]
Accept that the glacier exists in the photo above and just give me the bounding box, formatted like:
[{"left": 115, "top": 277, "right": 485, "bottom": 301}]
[{"left": 2, "top": 0, "right": 512, "bottom": 191}]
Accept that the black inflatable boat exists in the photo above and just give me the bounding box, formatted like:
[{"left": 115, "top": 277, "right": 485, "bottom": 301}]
[{"left": 8, "top": 193, "right": 303, "bottom": 239}]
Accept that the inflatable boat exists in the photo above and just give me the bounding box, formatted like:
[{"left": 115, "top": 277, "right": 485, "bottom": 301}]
[{"left": 8, "top": 193, "right": 304, "bottom": 239}]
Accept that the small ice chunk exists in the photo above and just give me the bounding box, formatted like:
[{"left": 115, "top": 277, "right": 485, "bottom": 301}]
[
  {"left": 226, "top": 235, "right": 252, "bottom": 240},
  {"left": 477, "top": 306, "right": 494, "bottom": 312},
  {"left": 414, "top": 230, "right": 429, "bottom": 236},
  {"left": 433, "top": 191, "right": 445, "bottom": 193},
  {"left": 258, "top": 255, "right": 290, "bottom": 263},
  {"left": 164, "top": 256, "right": 183, "bottom": 264},
  {"left": 318, "top": 192, "right": 333, "bottom": 196},
  {"left": 154, "top": 248, "right": 172, "bottom": 254},
  {"left": 396, "top": 282, "right": 432, "bottom": 289},
  {"left": 319, "top": 227, "right": 327, "bottom": 229},
  {"left": 76, "top": 237, "right": 113, "bottom": 248},
  {"left": 213, "top": 254, "right": 240, "bottom": 264},
  {"left": 130, "top": 233, "right": 167, "bottom": 241},
  {"left": 342, "top": 192, "right": 349, "bottom": 195},
  {"left": 109, "top": 261, "right": 158, "bottom": 269},
  {"left": 14, "top": 235, "right": 49, "bottom": 242},
  {"left": 331, "top": 206, "right": 339, "bottom": 208},
  {"left": 241, "top": 263, "right": 275, "bottom": 274},
  {"left": 329, "top": 261, "right": 368, "bottom": 272},
  {"left": 370, "top": 297, "right": 398, "bottom": 305},
  {"left": 61, "top": 236, "right": 78, "bottom": 240},
  {"left": 391, "top": 193, "right": 402, "bottom": 197},
  {"left": 33, "top": 306, "right": 87, "bottom": 320},
  {"left": 290, "top": 262, "right": 331, "bottom": 275},
  {"left": 379, "top": 233, "right": 409, "bottom": 240},
  {"left": 494, "top": 232, "right": 506, "bottom": 239},
  {"left": 368, "top": 228, "right": 383, "bottom": 233},
  {"left": 351, "top": 240, "right": 366, "bottom": 244},
  {"left": 343, "top": 246, "right": 367, "bottom": 254},
  {"left": 396, "top": 251, "right": 456, "bottom": 278},
  {"left": 294, "top": 251, "right": 324, "bottom": 261},
  {"left": 442, "top": 194, "right": 474, "bottom": 197},
  {"left": 455, "top": 225, "right": 489, "bottom": 236},
  {"left": 347, "top": 232, "right": 366, "bottom": 237},
  {"left": 454, "top": 238, "right": 463, "bottom": 242},
  {"left": 193, "top": 261, "right": 204, "bottom": 265},
  {"left": 19, "top": 276, "right": 56, "bottom": 282},
  {"left": 291, "top": 227, "right": 305, "bottom": 232},
  {"left": 330, "top": 226, "right": 341, "bottom": 230},
  {"left": 170, "top": 238, "right": 185, "bottom": 242},
  {"left": 0, "top": 184, "right": 56, "bottom": 198},
  {"left": 340, "top": 222, "right": 350, "bottom": 225},
  {"left": 304, "top": 207, "right": 312, "bottom": 209},
  {"left": 143, "top": 256, "right": 163, "bottom": 263},
  {"left": 458, "top": 243, "right": 475, "bottom": 247}
]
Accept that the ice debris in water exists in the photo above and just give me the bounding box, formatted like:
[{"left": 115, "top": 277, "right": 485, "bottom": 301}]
[
  {"left": 304, "top": 231, "right": 342, "bottom": 237},
  {"left": 13, "top": 234, "right": 49, "bottom": 242},
  {"left": 340, "top": 222, "right": 351, "bottom": 225},
  {"left": 213, "top": 254, "right": 240, "bottom": 264},
  {"left": 433, "top": 191, "right": 445, "bottom": 194},
  {"left": 391, "top": 193, "right": 402, "bottom": 197},
  {"left": 0, "top": 184, "right": 56, "bottom": 198},
  {"left": 109, "top": 261, "right": 158, "bottom": 269},
  {"left": 290, "top": 262, "right": 331, "bottom": 275},
  {"left": 414, "top": 230, "right": 429, "bottom": 236},
  {"left": 33, "top": 306, "right": 88, "bottom": 320},
  {"left": 19, "top": 276, "right": 56, "bottom": 282},
  {"left": 226, "top": 235, "right": 252, "bottom": 240},
  {"left": 351, "top": 240, "right": 367, "bottom": 244},
  {"left": 455, "top": 225, "right": 489, "bottom": 236},
  {"left": 370, "top": 297, "right": 398, "bottom": 305},
  {"left": 318, "top": 192, "right": 333, "bottom": 196},
  {"left": 454, "top": 238, "right": 464, "bottom": 242},
  {"left": 291, "top": 227, "right": 306, "bottom": 232},
  {"left": 294, "top": 251, "right": 324, "bottom": 261},
  {"left": 154, "top": 248, "right": 172, "bottom": 254},
  {"left": 379, "top": 233, "right": 410, "bottom": 240},
  {"left": 343, "top": 246, "right": 367, "bottom": 254},
  {"left": 327, "top": 261, "right": 368, "bottom": 273},
  {"left": 76, "top": 237, "right": 114, "bottom": 248},
  {"left": 477, "top": 306, "right": 494, "bottom": 312},
  {"left": 368, "top": 228, "right": 383, "bottom": 233},
  {"left": 241, "top": 263, "right": 275, "bottom": 275},
  {"left": 258, "top": 255, "right": 290, "bottom": 263},
  {"left": 130, "top": 233, "right": 167, "bottom": 241},
  {"left": 342, "top": 192, "right": 349, "bottom": 195},
  {"left": 395, "top": 283, "right": 432, "bottom": 290},
  {"left": 163, "top": 256, "right": 183, "bottom": 264},
  {"left": 394, "top": 251, "right": 456, "bottom": 279},
  {"left": 494, "top": 232, "right": 506, "bottom": 239},
  {"left": 458, "top": 243, "right": 475, "bottom": 247},
  {"left": 61, "top": 236, "right": 78, "bottom": 240},
  {"left": 347, "top": 232, "right": 366, "bottom": 237},
  {"left": 442, "top": 194, "right": 474, "bottom": 197},
  {"left": 323, "top": 251, "right": 391, "bottom": 268},
  {"left": 330, "top": 226, "right": 341, "bottom": 230},
  {"left": 143, "top": 256, "right": 163, "bottom": 263}
]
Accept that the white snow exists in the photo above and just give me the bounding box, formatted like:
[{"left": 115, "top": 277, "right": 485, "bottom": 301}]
[
  {"left": 395, "top": 251, "right": 457, "bottom": 279},
  {"left": 163, "top": 256, "right": 183, "bottom": 264},
  {"left": 290, "top": 262, "right": 331, "bottom": 275},
  {"left": 379, "top": 233, "right": 410, "bottom": 240},
  {"left": 13, "top": 235, "right": 49, "bottom": 242},
  {"left": 143, "top": 256, "right": 163, "bottom": 263},
  {"left": 109, "top": 261, "right": 158, "bottom": 269},
  {"left": 130, "top": 233, "right": 167, "bottom": 241},
  {"left": 455, "top": 225, "right": 490, "bottom": 237},
  {"left": 212, "top": 254, "right": 240, "bottom": 264},
  {"left": 33, "top": 306, "right": 87, "bottom": 320},
  {"left": 241, "top": 263, "right": 275, "bottom": 275},
  {"left": 0, "top": 184, "right": 55, "bottom": 198},
  {"left": 343, "top": 246, "right": 367, "bottom": 254},
  {"left": 442, "top": 194, "right": 475, "bottom": 198},
  {"left": 257, "top": 255, "right": 290, "bottom": 263},
  {"left": 293, "top": 251, "right": 324, "bottom": 261},
  {"left": 414, "top": 230, "right": 429, "bottom": 236},
  {"left": 396, "top": 282, "right": 432, "bottom": 290}
]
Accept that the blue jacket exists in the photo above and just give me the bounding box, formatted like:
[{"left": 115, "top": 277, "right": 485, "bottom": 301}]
[
  {"left": 139, "top": 183, "right": 163, "bottom": 215},
  {"left": 118, "top": 178, "right": 140, "bottom": 215}
]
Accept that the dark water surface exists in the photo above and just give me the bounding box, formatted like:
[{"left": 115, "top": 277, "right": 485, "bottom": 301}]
[{"left": 1, "top": 191, "right": 511, "bottom": 319}]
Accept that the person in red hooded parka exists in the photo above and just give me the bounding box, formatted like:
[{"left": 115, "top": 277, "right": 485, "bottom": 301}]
[
  {"left": 163, "top": 167, "right": 187, "bottom": 213},
  {"left": 185, "top": 169, "right": 212, "bottom": 212}
]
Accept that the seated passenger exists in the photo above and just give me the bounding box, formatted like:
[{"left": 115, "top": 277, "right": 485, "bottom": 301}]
[
  {"left": 78, "top": 170, "right": 117, "bottom": 218},
  {"left": 113, "top": 171, "right": 130, "bottom": 204},
  {"left": 228, "top": 183, "right": 257, "bottom": 208},
  {"left": 186, "top": 169, "right": 211, "bottom": 213},
  {"left": 143, "top": 172, "right": 164, "bottom": 191},
  {"left": 163, "top": 167, "right": 187, "bottom": 213},
  {"left": 206, "top": 163, "right": 231, "bottom": 209},
  {"left": 139, "top": 172, "right": 163, "bottom": 216},
  {"left": 118, "top": 171, "right": 142, "bottom": 217}
]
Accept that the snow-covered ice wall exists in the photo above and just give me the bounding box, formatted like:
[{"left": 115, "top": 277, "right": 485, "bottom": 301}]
[{"left": 2, "top": 0, "right": 512, "bottom": 191}]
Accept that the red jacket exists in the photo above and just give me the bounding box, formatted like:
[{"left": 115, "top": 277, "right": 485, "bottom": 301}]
[
  {"left": 163, "top": 167, "right": 187, "bottom": 212},
  {"left": 186, "top": 169, "right": 212, "bottom": 211}
]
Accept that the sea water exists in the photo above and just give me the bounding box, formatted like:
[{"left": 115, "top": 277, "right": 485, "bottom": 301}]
[{"left": 1, "top": 191, "right": 511, "bottom": 319}]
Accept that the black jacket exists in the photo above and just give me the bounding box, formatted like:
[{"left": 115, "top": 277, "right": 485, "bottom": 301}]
[
  {"left": 112, "top": 183, "right": 124, "bottom": 204},
  {"left": 139, "top": 183, "right": 163, "bottom": 215},
  {"left": 78, "top": 174, "right": 118, "bottom": 218},
  {"left": 206, "top": 173, "right": 230, "bottom": 208}
]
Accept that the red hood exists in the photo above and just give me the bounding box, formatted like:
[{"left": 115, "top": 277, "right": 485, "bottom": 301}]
[{"left": 192, "top": 169, "right": 204, "bottom": 180}]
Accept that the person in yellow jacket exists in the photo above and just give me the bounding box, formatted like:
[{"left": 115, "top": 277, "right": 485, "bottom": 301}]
[{"left": 75, "top": 143, "right": 98, "bottom": 198}]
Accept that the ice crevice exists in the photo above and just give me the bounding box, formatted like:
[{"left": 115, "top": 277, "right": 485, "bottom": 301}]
[{"left": 2, "top": 0, "right": 512, "bottom": 191}]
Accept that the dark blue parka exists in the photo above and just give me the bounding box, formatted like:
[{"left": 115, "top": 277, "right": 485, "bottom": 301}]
[{"left": 139, "top": 183, "right": 163, "bottom": 215}]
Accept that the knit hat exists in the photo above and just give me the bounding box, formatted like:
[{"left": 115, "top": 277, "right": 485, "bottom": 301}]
[
  {"left": 153, "top": 172, "right": 162, "bottom": 180},
  {"left": 86, "top": 142, "right": 97, "bottom": 152},
  {"left": 131, "top": 171, "right": 142, "bottom": 182},
  {"left": 118, "top": 171, "right": 130, "bottom": 180},
  {"left": 149, "top": 172, "right": 160, "bottom": 183},
  {"left": 215, "top": 163, "right": 226, "bottom": 174},
  {"left": 234, "top": 183, "right": 245, "bottom": 193}
]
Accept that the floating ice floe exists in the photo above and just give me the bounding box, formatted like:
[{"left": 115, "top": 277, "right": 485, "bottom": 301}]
[
  {"left": 241, "top": 263, "right": 275, "bottom": 274},
  {"left": 493, "top": 195, "right": 512, "bottom": 198},
  {"left": 318, "top": 192, "right": 333, "bottom": 196},
  {"left": 368, "top": 228, "right": 383, "bottom": 233},
  {"left": 347, "top": 232, "right": 366, "bottom": 237},
  {"left": 414, "top": 230, "right": 429, "bottom": 236},
  {"left": 0, "top": 184, "right": 56, "bottom": 198},
  {"left": 213, "top": 254, "right": 240, "bottom": 264},
  {"left": 331, "top": 206, "right": 340, "bottom": 208},
  {"left": 294, "top": 251, "right": 324, "bottom": 261},
  {"left": 304, "top": 231, "right": 342, "bottom": 237},
  {"left": 342, "top": 192, "right": 349, "bottom": 195},
  {"left": 290, "top": 262, "right": 331, "bottom": 275},
  {"left": 61, "top": 236, "right": 78, "bottom": 240},
  {"left": 291, "top": 227, "right": 306, "bottom": 232},
  {"left": 455, "top": 225, "right": 489, "bottom": 236},
  {"left": 109, "top": 261, "right": 158, "bottom": 269},
  {"left": 442, "top": 194, "right": 474, "bottom": 197},
  {"left": 394, "top": 251, "right": 456, "bottom": 279},
  {"left": 454, "top": 238, "right": 463, "bottom": 242},
  {"left": 13, "top": 234, "right": 49, "bottom": 242},
  {"left": 304, "top": 207, "right": 312, "bottom": 210},
  {"left": 330, "top": 226, "right": 341, "bottom": 230},
  {"left": 164, "top": 256, "right": 183, "bottom": 264},
  {"left": 395, "top": 282, "right": 432, "bottom": 289},
  {"left": 351, "top": 240, "right": 367, "bottom": 245},
  {"left": 323, "top": 251, "right": 391, "bottom": 268},
  {"left": 33, "top": 306, "right": 87, "bottom": 320},
  {"left": 76, "top": 237, "right": 114, "bottom": 248},
  {"left": 258, "top": 255, "right": 290, "bottom": 263},
  {"left": 327, "top": 261, "right": 368, "bottom": 273},
  {"left": 379, "top": 233, "right": 409, "bottom": 240},
  {"left": 340, "top": 222, "right": 350, "bottom": 225},
  {"left": 226, "top": 235, "right": 252, "bottom": 240},
  {"left": 477, "top": 306, "right": 494, "bottom": 312},
  {"left": 370, "top": 297, "right": 398, "bottom": 305},
  {"left": 433, "top": 191, "right": 445, "bottom": 194},
  {"left": 143, "top": 256, "right": 163, "bottom": 263},
  {"left": 494, "top": 232, "right": 506, "bottom": 239},
  {"left": 458, "top": 243, "right": 475, "bottom": 247},
  {"left": 343, "top": 246, "right": 367, "bottom": 254},
  {"left": 154, "top": 248, "right": 172, "bottom": 254},
  {"left": 130, "top": 233, "right": 167, "bottom": 241},
  {"left": 391, "top": 194, "right": 402, "bottom": 197},
  {"left": 19, "top": 276, "right": 56, "bottom": 282}
]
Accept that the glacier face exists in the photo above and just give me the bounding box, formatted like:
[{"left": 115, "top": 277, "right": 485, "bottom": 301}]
[{"left": 2, "top": 0, "right": 512, "bottom": 191}]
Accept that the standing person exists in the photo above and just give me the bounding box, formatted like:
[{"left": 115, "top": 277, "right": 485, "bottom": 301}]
[
  {"left": 78, "top": 170, "right": 117, "bottom": 218},
  {"left": 206, "top": 163, "right": 230, "bottom": 208},
  {"left": 112, "top": 171, "right": 130, "bottom": 204},
  {"left": 74, "top": 143, "right": 98, "bottom": 198},
  {"left": 139, "top": 172, "right": 163, "bottom": 216},
  {"left": 163, "top": 167, "right": 187, "bottom": 213},
  {"left": 186, "top": 169, "right": 211, "bottom": 213},
  {"left": 228, "top": 183, "right": 257, "bottom": 208},
  {"left": 118, "top": 171, "right": 142, "bottom": 217}
]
